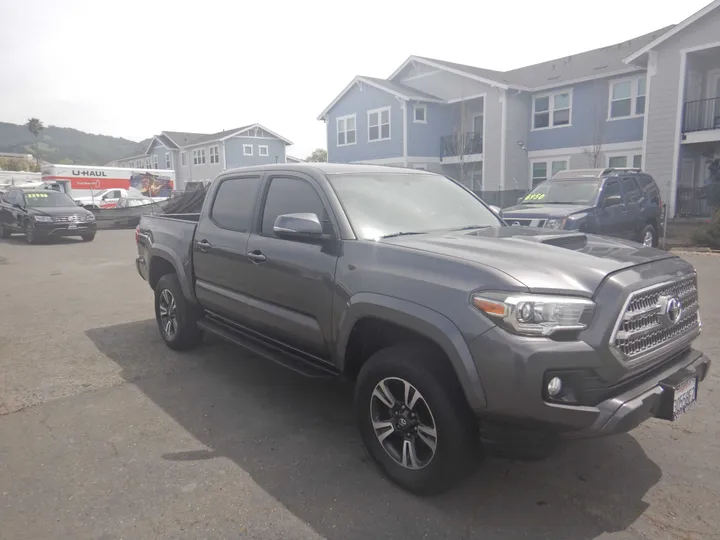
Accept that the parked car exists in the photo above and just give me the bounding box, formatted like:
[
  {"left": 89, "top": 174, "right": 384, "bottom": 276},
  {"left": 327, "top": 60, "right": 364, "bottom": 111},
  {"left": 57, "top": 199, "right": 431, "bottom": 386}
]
[
  {"left": 0, "top": 189, "right": 97, "bottom": 243},
  {"left": 500, "top": 168, "right": 663, "bottom": 247},
  {"left": 95, "top": 195, "right": 160, "bottom": 228},
  {"left": 135, "top": 163, "right": 709, "bottom": 494}
]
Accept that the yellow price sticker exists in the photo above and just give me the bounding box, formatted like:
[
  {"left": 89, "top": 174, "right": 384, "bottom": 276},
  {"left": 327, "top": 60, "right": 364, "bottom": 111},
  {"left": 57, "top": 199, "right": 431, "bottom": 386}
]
[
  {"left": 524, "top": 193, "right": 545, "bottom": 201},
  {"left": 26, "top": 193, "right": 49, "bottom": 198}
]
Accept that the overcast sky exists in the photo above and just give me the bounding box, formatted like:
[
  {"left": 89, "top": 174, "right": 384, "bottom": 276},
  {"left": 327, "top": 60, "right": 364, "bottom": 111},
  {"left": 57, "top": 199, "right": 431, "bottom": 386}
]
[{"left": 0, "top": 0, "right": 710, "bottom": 159}]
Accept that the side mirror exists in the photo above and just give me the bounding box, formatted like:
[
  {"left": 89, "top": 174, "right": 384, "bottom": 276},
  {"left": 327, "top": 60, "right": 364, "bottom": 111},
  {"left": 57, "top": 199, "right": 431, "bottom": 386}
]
[
  {"left": 76, "top": 201, "right": 84, "bottom": 206},
  {"left": 273, "top": 213, "right": 324, "bottom": 239},
  {"left": 602, "top": 195, "right": 623, "bottom": 208}
]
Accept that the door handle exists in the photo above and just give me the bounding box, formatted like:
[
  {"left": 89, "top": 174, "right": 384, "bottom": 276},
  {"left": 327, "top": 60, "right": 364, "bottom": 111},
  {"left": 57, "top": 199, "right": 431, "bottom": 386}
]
[
  {"left": 247, "top": 250, "right": 267, "bottom": 263},
  {"left": 196, "top": 239, "right": 212, "bottom": 252}
]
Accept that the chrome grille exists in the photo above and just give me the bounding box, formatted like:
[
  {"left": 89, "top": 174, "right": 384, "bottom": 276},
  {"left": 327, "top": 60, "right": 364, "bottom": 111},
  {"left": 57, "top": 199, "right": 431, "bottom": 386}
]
[
  {"left": 54, "top": 215, "right": 87, "bottom": 222},
  {"left": 611, "top": 275, "right": 700, "bottom": 362},
  {"left": 507, "top": 218, "right": 546, "bottom": 227}
]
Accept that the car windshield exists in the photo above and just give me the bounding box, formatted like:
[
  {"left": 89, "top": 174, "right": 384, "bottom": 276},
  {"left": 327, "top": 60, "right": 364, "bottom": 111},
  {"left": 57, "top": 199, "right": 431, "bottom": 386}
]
[
  {"left": 326, "top": 172, "right": 502, "bottom": 240},
  {"left": 521, "top": 179, "right": 602, "bottom": 204},
  {"left": 23, "top": 191, "right": 76, "bottom": 207}
]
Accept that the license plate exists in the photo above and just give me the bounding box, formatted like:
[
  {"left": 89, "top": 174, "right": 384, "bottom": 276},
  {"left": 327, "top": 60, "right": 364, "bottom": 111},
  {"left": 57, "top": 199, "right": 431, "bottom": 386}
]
[
  {"left": 672, "top": 377, "right": 697, "bottom": 420},
  {"left": 68, "top": 224, "right": 77, "bottom": 229}
]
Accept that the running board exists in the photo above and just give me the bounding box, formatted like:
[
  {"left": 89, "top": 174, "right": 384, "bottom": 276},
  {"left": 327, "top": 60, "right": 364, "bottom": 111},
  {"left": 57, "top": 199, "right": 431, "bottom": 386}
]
[{"left": 197, "top": 318, "right": 339, "bottom": 379}]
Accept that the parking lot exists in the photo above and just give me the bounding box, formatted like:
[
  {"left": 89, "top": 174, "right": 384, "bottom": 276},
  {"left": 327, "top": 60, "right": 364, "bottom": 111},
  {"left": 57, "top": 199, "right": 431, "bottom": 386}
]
[{"left": 0, "top": 230, "right": 719, "bottom": 540}]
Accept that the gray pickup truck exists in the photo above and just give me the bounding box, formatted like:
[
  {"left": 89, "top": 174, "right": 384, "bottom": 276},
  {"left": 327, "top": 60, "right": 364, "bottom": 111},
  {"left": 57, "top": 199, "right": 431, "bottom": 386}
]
[{"left": 136, "top": 163, "right": 711, "bottom": 495}]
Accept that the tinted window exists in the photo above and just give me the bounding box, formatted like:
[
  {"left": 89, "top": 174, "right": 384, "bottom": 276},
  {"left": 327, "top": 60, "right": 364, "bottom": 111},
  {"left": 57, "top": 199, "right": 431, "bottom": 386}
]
[
  {"left": 210, "top": 176, "right": 261, "bottom": 231},
  {"left": 601, "top": 180, "right": 622, "bottom": 201},
  {"left": 620, "top": 177, "right": 642, "bottom": 203},
  {"left": 261, "top": 177, "right": 326, "bottom": 236}
]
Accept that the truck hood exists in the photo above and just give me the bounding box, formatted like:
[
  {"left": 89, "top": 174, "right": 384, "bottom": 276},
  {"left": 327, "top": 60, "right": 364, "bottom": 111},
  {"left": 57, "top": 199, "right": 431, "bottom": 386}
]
[
  {"left": 382, "top": 227, "right": 675, "bottom": 296},
  {"left": 29, "top": 205, "right": 92, "bottom": 217},
  {"left": 501, "top": 203, "right": 594, "bottom": 220}
]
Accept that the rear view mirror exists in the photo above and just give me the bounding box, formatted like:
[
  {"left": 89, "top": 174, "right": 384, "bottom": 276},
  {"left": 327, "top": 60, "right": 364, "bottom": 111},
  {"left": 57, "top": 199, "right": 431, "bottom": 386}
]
[
  {"left": 602, "top": 195, "right": 623, "bottom": 208},
  {"left": 273, "top": 213, "right": 324, "bottom": 239}
]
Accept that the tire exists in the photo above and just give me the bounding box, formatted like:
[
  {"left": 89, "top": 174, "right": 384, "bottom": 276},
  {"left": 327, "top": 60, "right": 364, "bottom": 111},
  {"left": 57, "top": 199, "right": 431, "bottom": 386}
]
[
  {"left": 355, "top": 343, "right": 477, "bottom": 495},
  {"left": 154, "top": 273, "right": 203, "bottom": 351},
  {"left": 0, "top": 223, "right": 11, "bottom": 238},
  {"left": 81, "top": 233, "right": 96, "bottom": 242},
  {"left": 24, "top": 221, "right": 37, "bottom": 244},
  {"left": 640, "top": 224, "right": 657, "bottom": 247}
]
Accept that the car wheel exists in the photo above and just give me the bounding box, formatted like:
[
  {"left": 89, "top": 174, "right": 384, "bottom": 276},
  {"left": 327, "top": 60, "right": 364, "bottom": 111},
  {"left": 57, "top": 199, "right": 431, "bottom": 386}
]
[
  {"left": 24, "top": 221, "right": 37, "bottom": 244},
  {"left": 640, "top": 224, "right": 657, "bottom": 247},
  {"left": 154, "top": 273, "right": 203, "bottom": 351},
  {"left": 81, "top": 233, "right": 96, "bottom": 242},
  {"left": 355, "top": 343, "right": 477, "bottom": 495},
  {"left": 0, "top": 223, "right": 11, "bottom": 238}
]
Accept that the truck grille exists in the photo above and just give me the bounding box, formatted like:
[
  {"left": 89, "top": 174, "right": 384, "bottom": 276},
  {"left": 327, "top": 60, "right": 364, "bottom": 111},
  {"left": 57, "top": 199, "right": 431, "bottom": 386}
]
[
  {"left": 611, "top": 274, "right": 700, "bottom": 363},
  {"left": 506, "top": 218, "right": 546, "bottom": 227}
]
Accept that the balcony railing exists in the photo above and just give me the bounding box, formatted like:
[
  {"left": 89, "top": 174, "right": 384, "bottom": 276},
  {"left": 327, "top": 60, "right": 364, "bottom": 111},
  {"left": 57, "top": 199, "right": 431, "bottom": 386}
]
[
  {"left": 683, "top": 97, "right": 720, "bottom": 133},
  {"left": 440, "top": 132, "right": 483, "bottom": 159}
]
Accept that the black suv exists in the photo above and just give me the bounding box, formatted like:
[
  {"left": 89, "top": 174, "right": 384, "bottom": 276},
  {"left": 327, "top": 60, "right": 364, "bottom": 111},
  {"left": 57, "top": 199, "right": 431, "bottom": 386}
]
[
  {"left": 0, "top": 189, "right": 97, "bottom": 243},
  {"left": 500, "top": 168, "right": 663, "bottom": 247}
]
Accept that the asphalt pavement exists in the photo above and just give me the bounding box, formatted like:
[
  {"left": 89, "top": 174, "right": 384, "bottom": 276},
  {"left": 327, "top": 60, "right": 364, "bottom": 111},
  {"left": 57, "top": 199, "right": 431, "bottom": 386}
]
[{"left": 0, "top": 230, "right": 718, "bottom": 540}]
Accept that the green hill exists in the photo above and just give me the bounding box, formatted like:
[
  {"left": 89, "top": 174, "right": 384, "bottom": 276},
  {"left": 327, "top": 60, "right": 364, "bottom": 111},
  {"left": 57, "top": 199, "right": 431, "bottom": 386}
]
[{"left": 0, "top": 122, "right": 148, "bottom": 165}]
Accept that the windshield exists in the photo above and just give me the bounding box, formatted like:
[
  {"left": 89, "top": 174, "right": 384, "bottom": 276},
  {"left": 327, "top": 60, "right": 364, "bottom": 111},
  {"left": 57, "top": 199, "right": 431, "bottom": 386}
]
[
  {"left": 23, "top": 192, "right": 77, "bottom": 207},
  {"left": 327, "top": 172, "right": 502, "bottom": 240},
  {"left": 521, "top": 179, "right": 602, "bottom": 204}
]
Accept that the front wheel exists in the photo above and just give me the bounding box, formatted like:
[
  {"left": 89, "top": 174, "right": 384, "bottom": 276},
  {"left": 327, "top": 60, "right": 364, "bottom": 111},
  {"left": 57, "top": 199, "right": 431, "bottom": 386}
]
[
  {"left": 154, "top": 273, "right": 203, "bottom": 351},
  {"left": 24, "top": 221, "right": 37, "bottom": 244},
  {"left": 81, "top": 233, "right": 96, "bottom": 242},
  {"left": 0, "top": 222, "right": 11, "bottom": 238},
  {"left": 355, "top": 344, "right": 477, "bottom": 495}
]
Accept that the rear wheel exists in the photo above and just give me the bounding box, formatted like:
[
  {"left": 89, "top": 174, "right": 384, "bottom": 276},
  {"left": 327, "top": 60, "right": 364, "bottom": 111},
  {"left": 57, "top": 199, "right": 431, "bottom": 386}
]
[
  {"left": 0, "top": 222, "right": 11, "bottom": 238},
  {"left": 640, "top": 224, "right": 657, "bottom": 247},
  {"left": 355, "top": 343, "right": 477, "bottom": 495},
  {"left": 154, "top": 273, "right": 203, "bottom": 351}
]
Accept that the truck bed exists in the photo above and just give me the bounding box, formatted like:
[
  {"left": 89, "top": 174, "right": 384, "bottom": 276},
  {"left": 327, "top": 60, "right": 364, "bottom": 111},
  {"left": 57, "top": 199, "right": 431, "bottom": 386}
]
[{"left": 137, "top": 214, "right": 200, "bottom": 279}]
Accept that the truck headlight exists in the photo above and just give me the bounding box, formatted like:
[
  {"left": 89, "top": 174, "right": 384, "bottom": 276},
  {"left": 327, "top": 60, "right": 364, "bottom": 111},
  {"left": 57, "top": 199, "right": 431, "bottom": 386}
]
[
  {"left": 32, "top": 215, "right": 52, "bottom": 222},
  {"left": 544, "top": 219, "right": 565, "bottom": 229},
  {"left": 85, "top": 213, "right": 95, "bottom": 221},
  {"left": 471, "top": 292, "right": 595, "bottom": 336}
]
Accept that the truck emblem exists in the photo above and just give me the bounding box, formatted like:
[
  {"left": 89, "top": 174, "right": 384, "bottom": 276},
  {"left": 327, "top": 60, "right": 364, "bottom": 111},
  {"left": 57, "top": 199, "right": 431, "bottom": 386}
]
[{"left": 658, "top": 295, "right": 682, "bottom": 327}]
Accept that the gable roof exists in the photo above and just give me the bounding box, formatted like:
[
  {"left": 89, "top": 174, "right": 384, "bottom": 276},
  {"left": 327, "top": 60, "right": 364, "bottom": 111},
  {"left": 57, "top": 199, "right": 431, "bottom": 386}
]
[
  {"left": 162, "top": 131, "right": 208, "bottom": 147},
  {"left": 395, "top": 56, "right": 517, "bottom": 88},
  {"left": 228, "top": 123, "right": 294, "bottom": 145},
  {"left": 144, "top": 133, "right": 179, "bottom": 154},
  {"left": 163, "top": 124, "right": 292, "bottom": 148},
  {"left": 624, "top": 0, "right": 720, "bottom": 63},
  {"left": 317, "top": 75, "right": 444, "bottom": 120}
]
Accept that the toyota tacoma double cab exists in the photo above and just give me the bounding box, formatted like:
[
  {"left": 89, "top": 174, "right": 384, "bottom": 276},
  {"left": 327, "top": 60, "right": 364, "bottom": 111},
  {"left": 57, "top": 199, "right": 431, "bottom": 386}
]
[{"left": 136, "top": 163, "right": 710, "bottom": 495}]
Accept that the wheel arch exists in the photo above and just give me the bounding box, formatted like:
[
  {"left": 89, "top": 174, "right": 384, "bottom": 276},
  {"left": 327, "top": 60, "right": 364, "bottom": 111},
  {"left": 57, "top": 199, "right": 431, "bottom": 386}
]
[
  {"left": 336, "top": 293, "right": 486, "bottom": 411},
  {"left": 148, "top": 246, "right": 197, "bottom": 304}
]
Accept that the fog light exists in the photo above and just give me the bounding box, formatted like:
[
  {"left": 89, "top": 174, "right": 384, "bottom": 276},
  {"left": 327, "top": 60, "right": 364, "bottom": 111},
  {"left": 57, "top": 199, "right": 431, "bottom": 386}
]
[{"left": 547, "top": 377, "right": 563, "bottom": 397}]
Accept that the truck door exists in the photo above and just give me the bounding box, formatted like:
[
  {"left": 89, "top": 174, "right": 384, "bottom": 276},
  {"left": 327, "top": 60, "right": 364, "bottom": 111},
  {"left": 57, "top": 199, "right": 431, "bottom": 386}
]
[
  {"left": 243, "top": 173, "right": 339, "bottom": 359},
  {"left": 192, "top": 174, "right": 263, "bottom": 322}
]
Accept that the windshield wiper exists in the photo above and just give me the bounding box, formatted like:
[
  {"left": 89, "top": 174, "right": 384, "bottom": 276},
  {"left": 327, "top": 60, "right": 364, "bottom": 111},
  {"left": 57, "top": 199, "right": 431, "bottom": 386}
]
[
  {"left": 450, "top": 225, "right": 491, "bottom": 231},
  {"left": 380, "top": 231, "right": 428, "bottom": 239}
]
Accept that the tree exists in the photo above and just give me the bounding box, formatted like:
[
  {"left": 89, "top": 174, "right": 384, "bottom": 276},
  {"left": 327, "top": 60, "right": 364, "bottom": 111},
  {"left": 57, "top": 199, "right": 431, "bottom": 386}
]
[
  {"left": 444, "top": 95, "right": 483, "bottom": 190},
  {"left": 25, "top": 118, "right": 45, "bottom": 166},
  {"left": 583, "top": 83, "right": 605, "bottom": 168},
  {"left": 306, "top": 148, "right": 327, "bottom": 162}
]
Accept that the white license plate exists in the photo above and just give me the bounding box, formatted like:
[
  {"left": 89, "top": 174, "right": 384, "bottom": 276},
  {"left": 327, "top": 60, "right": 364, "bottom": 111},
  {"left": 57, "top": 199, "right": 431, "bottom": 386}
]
[
  {"left": 68, "top": 224, "right": 77, "bottom": 229},
  {"left": 672, "top": 377, "right": 697, "bottom": 419}
]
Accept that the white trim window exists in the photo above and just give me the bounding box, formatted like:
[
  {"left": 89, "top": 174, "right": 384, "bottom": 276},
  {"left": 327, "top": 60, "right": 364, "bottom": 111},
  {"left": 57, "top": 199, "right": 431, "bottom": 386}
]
[
  {"left": 607, "top": 153, "right": 643, "bottom": 169},
  {"left": 368, "top": 107, "right": 391, "bottom": 141},
  {"left": 152, "top": 155, "right": 158, "bottom": 169},
  {"left": 146, "top": 158, "right": 152, "bottom": 169},
  {"left": 193, "top": 148, "right": 206, "bottom": 165},
  {"left": 532, "top": 90, "right": 572, "bottom": 129},
  {"left": 209, "top": 146, "right": 219, "bottom": 164},
  {"left": 258, "top": 145, "right": 269, "bottom": 157},
  {"left": 165, "top": 152, "right": 171, "bottom": 169},
  {"left": 531, "top": 159, "right": 569, "bottom": 186},
  {"left": 180, "top": 151, "right": 187, "bottom": 166},
  {"left": 243, "top": 144, "right": 253, "bottom": 156},
  {"left": 609, "top": 76, "right": 646, "bottom": 119},
  {"left": 413, "top": 104, "right": 427, "bottom": 123},
  {"left": 336, "top": 114, "right": 356, "bottom": 146}
]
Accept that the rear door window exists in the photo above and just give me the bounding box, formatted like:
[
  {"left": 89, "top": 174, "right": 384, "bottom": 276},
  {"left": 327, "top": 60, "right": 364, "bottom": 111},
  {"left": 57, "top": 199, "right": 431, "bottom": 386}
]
[
  {"left": 620, "top": 177, "right": 642, "bottom": 203},
  {"left": 210, "top": 176, "right": 262, "bottom": 231}
]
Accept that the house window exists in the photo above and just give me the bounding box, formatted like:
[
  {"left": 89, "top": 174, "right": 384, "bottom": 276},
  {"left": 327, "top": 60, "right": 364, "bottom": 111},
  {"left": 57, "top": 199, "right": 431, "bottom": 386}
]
[
  {"left": 368, "top": 107, "right": 391, "bottom": 141},
  {"left": 209, "top": 146, "right": 219, "bottom": 164},
  {"left": 258, "top": 145, "right": 269, "bottom": 156},
  {"left": 633, "top": 154, "right": 642, "bottom": 169},
  {"left": 607, "top": 153, "right": 643, "bottom": 169},
  {"left": 193, "top": 148, "right": 206, "bottom": 165},
  {"left": 145, "top": 158, "right": 151, "bottom": 169},
  {"left": 532, "top": 159, "right": 568, "bottom": 186},
  {"left": 609, "top": 77, "right": 646, "bottom": 118},
  {"left": 413, "top": 105, "right": 427, "bottom": 123},
  {"left": 608, "top": 156, "right": 628, "bottom": 168},
  {"left": 152, "top": 155, "right": 158, "bottom": 169},
  {"left": 533, "top": 91, "right": 571, "bottom": 129},
  {"left": 472, "top": 166, "right": 483, "bottom": 191},
  {"left": 165, "top": 153, "right": 171, "bottom": 169},
  {"left": 243, "top": 144, "right": 253, "bottom": 156},
  {"left": 181, "top": 152, "right": 186, "bottom": 166},
  {"left": 336, "top": 114, "right": 356, "bottom": 146}
]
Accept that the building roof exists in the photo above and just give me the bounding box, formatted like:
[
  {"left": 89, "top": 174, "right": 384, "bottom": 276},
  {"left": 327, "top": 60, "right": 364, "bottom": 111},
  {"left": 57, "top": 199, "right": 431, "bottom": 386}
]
[
  {"left": 624, "top": 0, "right": 720, "bottom": 63},
  {"left": 163, "top": 124, "right": 293, "bottom": 148}
]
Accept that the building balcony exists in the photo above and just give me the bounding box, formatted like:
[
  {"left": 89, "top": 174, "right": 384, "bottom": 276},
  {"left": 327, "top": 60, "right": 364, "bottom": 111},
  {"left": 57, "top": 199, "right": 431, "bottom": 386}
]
[
  {"left": 684, "top": 97, "right": 720, "bottom": 133},
  {"left": 440, "top": 132, "right": 483, "bottom": 162}
]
